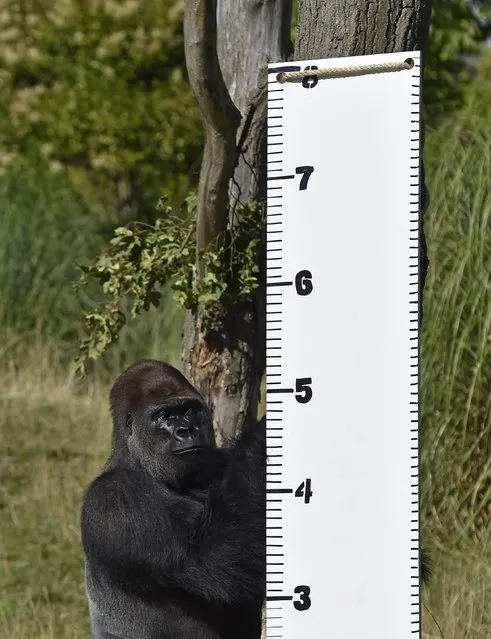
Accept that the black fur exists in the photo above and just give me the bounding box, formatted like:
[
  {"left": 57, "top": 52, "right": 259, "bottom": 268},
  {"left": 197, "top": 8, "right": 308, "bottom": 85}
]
[
  {"left": 421, "top": 549, "right": 431, "bottom": 584},
  {"left": 81, "top": 360, "right": 265, "bottom": 639}
]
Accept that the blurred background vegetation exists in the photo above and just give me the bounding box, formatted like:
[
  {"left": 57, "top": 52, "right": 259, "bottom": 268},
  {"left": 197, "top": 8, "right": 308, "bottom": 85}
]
[{"left": 0, "top": 0, "right": 489, "bottom": 637}]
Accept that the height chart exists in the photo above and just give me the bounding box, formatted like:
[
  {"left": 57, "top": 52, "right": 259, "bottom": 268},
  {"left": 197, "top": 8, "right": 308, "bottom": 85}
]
[{"left": 265, "top": 52, "right": 422, "bottom": 638}]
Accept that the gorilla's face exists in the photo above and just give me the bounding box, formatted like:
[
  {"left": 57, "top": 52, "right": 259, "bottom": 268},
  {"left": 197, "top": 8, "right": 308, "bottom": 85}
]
[
  {"left": 146, "top": 397, "right": 213, "bottom": 455},
  {"left": 127, "top": 396, "right": 215, "bottom": 485},
  {"left": 110, "top": 360, "right": 216, "bottom": 488}
]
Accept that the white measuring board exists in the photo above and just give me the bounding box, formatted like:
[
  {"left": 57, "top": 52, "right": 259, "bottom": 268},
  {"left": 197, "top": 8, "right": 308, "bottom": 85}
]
[{"left": 266, "top": 51, "right": 422, "bottom": 638}]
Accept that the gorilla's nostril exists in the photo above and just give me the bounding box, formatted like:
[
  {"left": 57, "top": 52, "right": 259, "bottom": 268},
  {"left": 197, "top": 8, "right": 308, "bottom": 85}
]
[{"left": 175, "top": 425, "right": 195, "bottom": 440}]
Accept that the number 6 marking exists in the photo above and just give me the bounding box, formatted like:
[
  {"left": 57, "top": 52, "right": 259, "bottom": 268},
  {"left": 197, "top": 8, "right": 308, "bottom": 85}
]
[{"left": 295, "top": 270, "right": 313, "bottom": 296}]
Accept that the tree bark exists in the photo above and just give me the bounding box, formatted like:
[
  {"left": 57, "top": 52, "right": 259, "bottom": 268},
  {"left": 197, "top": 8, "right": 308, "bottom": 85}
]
[
  {"left": 217, "top": 0, "right": 292, "bottom": 206},
  {"left": 296, "top": 0, "right": 432, "bottom": 59},
  {"left": 182, "top": 0, "right": 292, "bottom": 441}
]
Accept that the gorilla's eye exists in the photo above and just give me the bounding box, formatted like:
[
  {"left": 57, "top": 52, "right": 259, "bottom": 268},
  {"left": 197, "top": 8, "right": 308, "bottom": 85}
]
[
  {"left": 155, "top": 413, "right": 168, "bottom": 427},
  {"left": 183, "top": 407, "right": 198, "bottom": 421},
  {"left": 126, "top": 414, "right": 134, "bottom": 432}
]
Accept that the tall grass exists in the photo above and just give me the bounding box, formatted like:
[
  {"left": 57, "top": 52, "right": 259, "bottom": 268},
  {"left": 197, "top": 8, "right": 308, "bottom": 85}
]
[
  {"left": 421, "top": 90, "right": 491, "bottom": 543},
  {"left": 0, "top": 165, "right": 98, "bottom": 346}
]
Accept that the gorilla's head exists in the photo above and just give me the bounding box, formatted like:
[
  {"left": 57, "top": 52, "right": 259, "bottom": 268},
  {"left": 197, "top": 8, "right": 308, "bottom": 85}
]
[{"left": 108, "top": 360, "right": 216, "bottom": 488}]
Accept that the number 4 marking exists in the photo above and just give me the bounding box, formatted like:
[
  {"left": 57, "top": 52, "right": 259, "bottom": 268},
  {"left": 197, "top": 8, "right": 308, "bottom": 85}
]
[
  {"left": 295, "top": 478, "right": 313, "bottom": 504},
  {"left": 295, "top": 165, "right": 314, "bottom": 190}
]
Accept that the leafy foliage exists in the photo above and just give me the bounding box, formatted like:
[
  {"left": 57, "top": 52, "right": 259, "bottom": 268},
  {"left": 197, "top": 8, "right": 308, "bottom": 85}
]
[
  {"left": 75, "top": 199, "right": 265, "bottom": 371},
  {"left": 425, "top": 0, "right": 490, "bottom": 122},
  {"left": 0, "top": 157, "right": 185, "bottom": 370},
  {"left": 0, "top": 0, "right": 202, "bottom": 216}
]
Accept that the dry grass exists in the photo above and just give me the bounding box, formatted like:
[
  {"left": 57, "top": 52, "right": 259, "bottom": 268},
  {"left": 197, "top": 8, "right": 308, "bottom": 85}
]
[
  {"left": 422, "top": 542, "right": 491, "bottom": 639},
  {"left": 0, "top": 347, "right": 112, "bottom": 638}
]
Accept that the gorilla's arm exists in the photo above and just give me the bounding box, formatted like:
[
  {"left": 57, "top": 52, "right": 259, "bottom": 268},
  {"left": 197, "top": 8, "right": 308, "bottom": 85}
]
[{"left": 81, "top": 420, "right": 265, "bottom": 605}]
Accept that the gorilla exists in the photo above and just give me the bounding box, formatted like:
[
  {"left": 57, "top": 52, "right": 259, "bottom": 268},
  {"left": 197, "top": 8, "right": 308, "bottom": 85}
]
[{"left": 81, "top": 359, "right": 265, "bottom": 639}]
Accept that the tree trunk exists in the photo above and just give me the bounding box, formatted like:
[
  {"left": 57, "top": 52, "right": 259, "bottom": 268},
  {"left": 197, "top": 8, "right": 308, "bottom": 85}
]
[
  {"left": 182, "top": 1, "right": 430, "bottom": 442},
  {"left": 182, "top": 0, "right": 292, "bottom": 442},
  {"left": 296, "top": 0, "right": 432, "bottom": 59},
  {"left": 217, "top": 0, "right": 292, "bottom": 206}
]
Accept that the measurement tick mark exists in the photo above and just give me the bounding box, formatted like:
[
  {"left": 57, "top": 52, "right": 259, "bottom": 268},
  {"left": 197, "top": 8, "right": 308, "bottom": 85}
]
[
  {"left": 267, "top": 174, "right": 295, "bottom": 181},
  {"left": 266, "top": 596, "right": 293, "bottom": 602}
]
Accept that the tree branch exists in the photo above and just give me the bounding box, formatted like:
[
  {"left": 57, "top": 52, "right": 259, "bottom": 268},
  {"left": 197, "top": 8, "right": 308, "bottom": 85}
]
[{"left": 183, "top": 0, "right": 241, "bottom": 259}]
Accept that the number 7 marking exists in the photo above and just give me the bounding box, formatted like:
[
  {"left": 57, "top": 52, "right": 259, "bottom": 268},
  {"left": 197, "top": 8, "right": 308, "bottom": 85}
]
[{"left": 295, "top": 165, "right": 314, "bottom": 190}]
